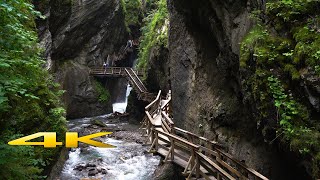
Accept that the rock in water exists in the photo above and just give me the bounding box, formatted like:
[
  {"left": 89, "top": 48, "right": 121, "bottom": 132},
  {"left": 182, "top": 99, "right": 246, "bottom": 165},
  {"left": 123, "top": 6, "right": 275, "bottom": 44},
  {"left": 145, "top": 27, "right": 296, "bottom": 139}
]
[
  {"left": 90, "top": 119, "right": 107, "bottom": 127},
  {"left": 88, "top": 168, "right": 98, "bottom": 176},
  {"left": 86, "top": 163, "right": 97, "bottom": 168},
  {"left": 74, "top": 164, "right": 86, "bottom": 171},
  {"left": 101, "top": 168, "right": 107, "bottom": 174}
]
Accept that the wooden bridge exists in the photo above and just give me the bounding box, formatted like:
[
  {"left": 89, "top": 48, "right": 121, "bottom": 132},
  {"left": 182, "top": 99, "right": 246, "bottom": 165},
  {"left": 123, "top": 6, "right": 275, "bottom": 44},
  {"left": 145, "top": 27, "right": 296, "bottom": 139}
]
[
  {"left": 89, "top": 67, "right": 144, "bottom": 77},
  {"left": 90, "top": 67, "right": 269, "bottom": 180},
  {"left": 90, "top": 67, "right": 154, "bottom": 102}
]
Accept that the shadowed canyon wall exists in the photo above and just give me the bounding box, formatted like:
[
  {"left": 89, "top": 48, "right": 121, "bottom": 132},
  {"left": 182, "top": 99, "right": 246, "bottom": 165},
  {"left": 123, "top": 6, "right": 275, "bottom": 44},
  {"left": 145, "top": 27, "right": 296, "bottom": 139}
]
[
  {"left": 144, "top": 0, "right": 312, "bottom": 179},
  {"left": 35, "top": 0, "right": 130, "bottom": 119}
]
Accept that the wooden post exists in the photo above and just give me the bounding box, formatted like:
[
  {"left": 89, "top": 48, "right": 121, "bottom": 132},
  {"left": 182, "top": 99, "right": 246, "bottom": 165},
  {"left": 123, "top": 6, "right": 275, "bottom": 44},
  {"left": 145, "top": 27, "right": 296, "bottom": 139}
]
[
  {"left": 196, "top": 153, "right": 200, "bottom": 179},
  {"left": 206, "top": 142, "right": 213, "bottom": 159},
  {"left": 217, "top": 173, "right": 221, "bottom": 180},
  {"left": 217, "top": 151, "right": 222, "bottom": 180},
  {"left": 190, "top": 149, "right": 195, "bottom": 174},
  {"left": 151, "top": 126, "right": 155, "bottom": 145},
  {"left": 164, "top": 137, "right": 173, "bottom": 162},
  {"left": 183, "top": 156, "right": 193, "bottom": 174},
  {"left": 171, "top": 139, "right": 174, "bottom": 161},
  {"left": 155, "top": 131, "right": 159, "bottom": 150}
]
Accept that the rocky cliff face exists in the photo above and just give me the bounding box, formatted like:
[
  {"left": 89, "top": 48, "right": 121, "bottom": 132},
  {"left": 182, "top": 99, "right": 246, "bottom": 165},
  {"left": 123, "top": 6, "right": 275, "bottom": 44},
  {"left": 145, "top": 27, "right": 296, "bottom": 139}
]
[
  {"left": 35, "top": 0, "right": 129, "bottom": 118},
  {"left": 164, "top": 0, "right": 310, "bottom": 179}
]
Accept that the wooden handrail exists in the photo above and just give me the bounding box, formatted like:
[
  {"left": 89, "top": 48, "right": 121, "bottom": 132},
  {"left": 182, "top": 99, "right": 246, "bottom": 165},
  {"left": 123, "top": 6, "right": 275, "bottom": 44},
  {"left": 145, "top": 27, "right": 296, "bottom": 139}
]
[
  {"left": 89, "top": 68, "right": 269, "bottom": 180},
  {"left": 145, "top": 90, "right": 161, "bottom": 110},
  {"left": 129, "top": 68, "right": 147, "bottom": 92},
  {"left": 214, "top": 148, "right": 269, "bottom": 180},
  {"left": 160, "top": 98, "right": 171, "bottom": 110},
  {"left": 197, "top": 152, "right": 236, "bottom": 180},
  {"left": 161, "top": 111, "right": 174, "bottom": 125},
  {"left": 89, "top": 67, "right": 144, "bottom": 76},
  {"left": 124, "top": 68, "right": 144, "bottom": 93},
  {"left": 174, "top": 127, "right": 220, "bottom": 147},
  {"left": 155, "top": 129, "right": 200, "bottom": 149}
]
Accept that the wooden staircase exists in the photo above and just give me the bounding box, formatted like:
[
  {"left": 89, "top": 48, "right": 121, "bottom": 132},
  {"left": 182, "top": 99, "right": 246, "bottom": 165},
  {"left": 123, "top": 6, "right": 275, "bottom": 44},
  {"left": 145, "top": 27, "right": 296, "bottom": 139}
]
[{"left": 90, "top": 68, "right": 269, "bottom": 180}]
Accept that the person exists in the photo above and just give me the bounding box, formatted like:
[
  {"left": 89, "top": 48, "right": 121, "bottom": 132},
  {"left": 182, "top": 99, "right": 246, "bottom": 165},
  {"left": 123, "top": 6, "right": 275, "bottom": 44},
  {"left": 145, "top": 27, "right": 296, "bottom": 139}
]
[
  {"left": 124, "top": 40, "right": 133, "bottom": 51},
  {"left": 103, "top": 62, "right": 107, "bottom": 74},
  {"left": 129, "top": 39, "right": 133, "bottom": 48}
]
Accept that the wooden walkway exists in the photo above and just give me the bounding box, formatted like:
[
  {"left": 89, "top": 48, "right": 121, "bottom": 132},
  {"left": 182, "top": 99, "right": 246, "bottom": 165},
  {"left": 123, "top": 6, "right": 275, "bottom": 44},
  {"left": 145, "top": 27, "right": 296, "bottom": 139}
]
[
  {"left": 89, "top": 67, "right": 144, "bottom": 77},
  {"left": 90, "top": 67, "right": 154, "bottom": 102},
  {"left": 90, "top": 67, "right": 269, "bottom": 180},
  {"left": 142, "top": 91, "right": 269, "bottom": 180}
]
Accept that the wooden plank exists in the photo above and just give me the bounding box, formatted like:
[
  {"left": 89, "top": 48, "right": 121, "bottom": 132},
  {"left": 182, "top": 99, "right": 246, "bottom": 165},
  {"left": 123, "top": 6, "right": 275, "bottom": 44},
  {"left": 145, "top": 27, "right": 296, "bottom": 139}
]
[
  {"left": 158, "top": 148, "right": 190, "bottom": 168},
  {"left": 197, "top": 152, "right": 236, "bottom": 180},
  {"left": 162, "top": 119, "right": 171, "bottom": 132},
  {"left": 216, "top": 158, "right": 242, "bottom": 178},
  {"left": 214, "top": 149, "right": 269, "bottom": 180},
  {"left": 152, "top": 114, "right": 162, "bottom": 126},
  {"left": 160, "top": 99, "right": 170, "bottom": 109},
  {"left": 124, "top": 68, "right": 144, "bottom": 93},
  {"left": 199, "top": 160, "right": 218, "bottom": 175},
  {"left": 161, "top": 111, "right": 174, "bottom": 125},
  {"left": 130, "top": 69, "right": 148, "bottom": 92}
]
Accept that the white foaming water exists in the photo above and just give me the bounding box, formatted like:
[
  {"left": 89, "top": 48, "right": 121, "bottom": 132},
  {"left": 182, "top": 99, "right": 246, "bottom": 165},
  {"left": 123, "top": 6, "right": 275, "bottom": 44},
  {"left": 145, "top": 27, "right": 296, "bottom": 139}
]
[
  {"left": 60, "top": 138, "right": 160, "bottom": 180},
  {"left": 113, "top": 84, "right": 132, "bottom": 113},
  {"left": 60, "top": 82, "right": 160, "bottom": 180}
]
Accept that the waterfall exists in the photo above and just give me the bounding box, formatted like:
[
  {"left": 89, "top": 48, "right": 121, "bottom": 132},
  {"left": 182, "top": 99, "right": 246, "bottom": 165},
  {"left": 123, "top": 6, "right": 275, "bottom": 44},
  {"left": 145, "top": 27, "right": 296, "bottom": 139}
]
[{"left": 112, "top": 84, "right": 132, "bottom": 113}]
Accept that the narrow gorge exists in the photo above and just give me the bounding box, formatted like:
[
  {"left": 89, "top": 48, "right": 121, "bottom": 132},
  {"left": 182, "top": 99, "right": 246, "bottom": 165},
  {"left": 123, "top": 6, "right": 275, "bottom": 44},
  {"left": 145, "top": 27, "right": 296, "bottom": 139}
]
[{"left": 0, "top": 0, "right": 319, "bottom": 180}]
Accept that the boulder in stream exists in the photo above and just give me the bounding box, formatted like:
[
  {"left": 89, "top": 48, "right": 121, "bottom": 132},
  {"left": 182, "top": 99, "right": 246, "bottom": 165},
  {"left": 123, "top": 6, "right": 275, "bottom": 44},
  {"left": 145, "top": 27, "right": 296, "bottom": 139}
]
[
  {"left": 88, "top": 168, "right": 98, "bottom": 176},
  {"left": 74, "top": 164, "right": 86, "bottom": 171},
  {"left": 101, "top": 168, "right": 107, "bottom": 174},
  {"left": 90, "top": 119, "right": 107, "bottom": 127}
]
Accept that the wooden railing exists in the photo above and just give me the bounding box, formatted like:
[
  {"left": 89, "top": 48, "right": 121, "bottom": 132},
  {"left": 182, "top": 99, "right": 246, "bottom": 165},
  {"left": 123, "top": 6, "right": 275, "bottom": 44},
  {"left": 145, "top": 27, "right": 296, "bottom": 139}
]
[
  {"left": 142, "top": 90, "right": 269, "bottom": 180},
  {"left": 90, "top": 66, "right": 269, "bottom": 180},
  {"left": 89, "top": 67, "right": 144, "bottom": 77},
  {"left": 90, "top": 67, "right": 153, "bottom": 101},
  {"left": 124, "top": 68, "right": 148, "bottom": 93}
]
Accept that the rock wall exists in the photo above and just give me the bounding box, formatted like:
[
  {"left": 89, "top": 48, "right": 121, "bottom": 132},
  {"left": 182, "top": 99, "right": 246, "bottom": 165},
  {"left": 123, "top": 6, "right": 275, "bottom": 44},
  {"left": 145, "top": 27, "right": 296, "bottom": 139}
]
[
  {"left": 165, "top": 0, "right": 310, "bottom": 179},
  {"left": 35, "top": 0, "right": 130, "bottom": 118}
]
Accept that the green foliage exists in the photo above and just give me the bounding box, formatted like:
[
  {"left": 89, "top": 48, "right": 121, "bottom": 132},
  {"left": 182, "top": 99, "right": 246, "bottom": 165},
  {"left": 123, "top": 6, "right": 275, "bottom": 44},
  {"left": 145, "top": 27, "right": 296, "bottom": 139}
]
[
  {"left": 137, "top": 0, "right": 168, "bottom": 72},
  {"left": 241, "top": 0, "right": 320, "bottom": 177},
  {"left": 0, "top": 0, "right": 66, "bottom": 179},
  {"left": 94, "top": 80, "right": 110, "bottom": 103},
  {"left": 121, "top": 0, "right": 143, "bottom": 27}
]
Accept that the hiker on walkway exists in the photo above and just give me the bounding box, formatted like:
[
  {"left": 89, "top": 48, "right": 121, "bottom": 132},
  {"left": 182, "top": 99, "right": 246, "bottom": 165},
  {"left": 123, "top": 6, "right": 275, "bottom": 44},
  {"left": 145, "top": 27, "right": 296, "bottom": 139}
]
[
  {"left": 103, "top": 62, "right": 107, "bottom": 74},
  {"left": 124, "top": 39, "right": 133, "bottom": 51}
]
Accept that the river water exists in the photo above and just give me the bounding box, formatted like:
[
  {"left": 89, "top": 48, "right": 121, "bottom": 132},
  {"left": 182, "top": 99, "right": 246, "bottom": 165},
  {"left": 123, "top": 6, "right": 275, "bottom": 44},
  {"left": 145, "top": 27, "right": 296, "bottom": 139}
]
[{"left": 59, "top": 85, "right": 161, "bottom": 180}]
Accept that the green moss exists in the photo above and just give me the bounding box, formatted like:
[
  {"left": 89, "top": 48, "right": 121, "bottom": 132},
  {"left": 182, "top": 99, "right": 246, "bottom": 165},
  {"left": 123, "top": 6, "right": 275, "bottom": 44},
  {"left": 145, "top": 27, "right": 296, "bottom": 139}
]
[
  {"left": 284, "top": 64, "right": 300, "bottom": 80},
  {"left": 241, "top": 1, "right": 320, "bottom": 177},
  {"left": 124, "top": 0, "right": 143, "bottom": 26},
  {"left": 93, "top": 80, "right": 110, "bottom": 103},
  {"left": 137, "top": 0, "right": 168, "bottom": 73},
  {"left": 120, "top": 0, "right": 143, "bottom": 32}
]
